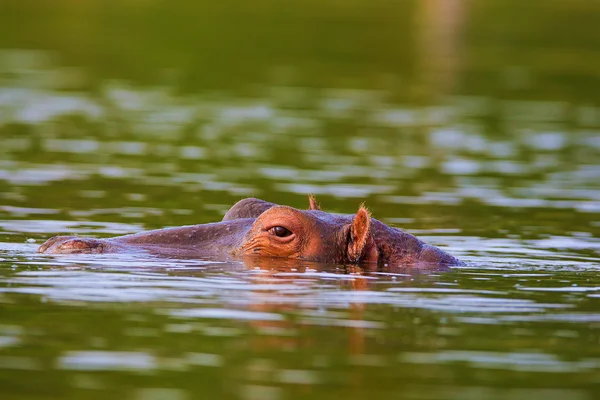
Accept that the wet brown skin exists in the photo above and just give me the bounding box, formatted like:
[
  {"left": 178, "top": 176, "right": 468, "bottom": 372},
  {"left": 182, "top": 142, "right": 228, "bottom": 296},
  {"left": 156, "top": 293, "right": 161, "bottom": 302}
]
[{"left": 38, "top": 196, "right": 464, "bottom": 266}]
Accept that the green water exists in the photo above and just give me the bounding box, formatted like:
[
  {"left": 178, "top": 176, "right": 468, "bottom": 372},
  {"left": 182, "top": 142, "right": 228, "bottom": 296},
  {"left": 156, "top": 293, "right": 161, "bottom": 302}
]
[{"left": 1, "top": 1, "right": 600, "bottom": 399}]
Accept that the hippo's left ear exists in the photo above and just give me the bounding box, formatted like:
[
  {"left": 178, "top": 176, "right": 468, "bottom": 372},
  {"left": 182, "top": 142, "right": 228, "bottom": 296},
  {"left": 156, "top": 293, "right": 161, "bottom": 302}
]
[{"left": 346, "top": 205, "right": 378, "bottom": 263}]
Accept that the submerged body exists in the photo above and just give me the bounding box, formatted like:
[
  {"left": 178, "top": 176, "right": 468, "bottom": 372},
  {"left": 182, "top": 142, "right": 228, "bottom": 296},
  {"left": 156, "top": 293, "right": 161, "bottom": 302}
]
[{"left": 38, "top": 197, "right": 463, "bottom": 266}]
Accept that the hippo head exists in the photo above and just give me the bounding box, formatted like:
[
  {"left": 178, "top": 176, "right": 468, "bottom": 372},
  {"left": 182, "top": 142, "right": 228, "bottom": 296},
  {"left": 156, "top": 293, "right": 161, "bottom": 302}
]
[
  {"left": 38, "top": 196, "right": 462, "bottom": 266},
  {"left": 234, "top": 203, "right": 376, "bottom": 264},
  {"left": 228, "top": 197, "right": 461, "bottom": 266}
]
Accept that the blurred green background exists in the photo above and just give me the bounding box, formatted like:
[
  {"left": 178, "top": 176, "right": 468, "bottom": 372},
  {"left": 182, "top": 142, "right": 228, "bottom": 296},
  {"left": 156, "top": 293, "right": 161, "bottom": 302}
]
[{"left": 2, "top": 0, "right": 599, "bottom": 99}]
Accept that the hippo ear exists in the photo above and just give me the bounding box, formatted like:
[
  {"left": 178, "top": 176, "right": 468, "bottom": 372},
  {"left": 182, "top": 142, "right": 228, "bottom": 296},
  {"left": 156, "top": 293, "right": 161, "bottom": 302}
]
[
  {"left": 308, "top": 194, "right": 321, "bottom": 211},
  {"left": 347, "top": 205, "right": 376, "bottom": 263}
]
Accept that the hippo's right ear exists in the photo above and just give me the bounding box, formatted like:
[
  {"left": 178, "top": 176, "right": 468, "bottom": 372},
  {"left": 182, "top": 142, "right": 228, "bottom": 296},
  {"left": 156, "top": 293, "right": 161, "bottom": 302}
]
[{"left": 308, "top": 194, "right": 321, "bottom": 211}]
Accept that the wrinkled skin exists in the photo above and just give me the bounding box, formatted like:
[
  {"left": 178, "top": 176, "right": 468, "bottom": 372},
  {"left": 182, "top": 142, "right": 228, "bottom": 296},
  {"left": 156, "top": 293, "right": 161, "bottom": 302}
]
[{"left": 38, "top": 196, "right": 464, "bottom": 266}]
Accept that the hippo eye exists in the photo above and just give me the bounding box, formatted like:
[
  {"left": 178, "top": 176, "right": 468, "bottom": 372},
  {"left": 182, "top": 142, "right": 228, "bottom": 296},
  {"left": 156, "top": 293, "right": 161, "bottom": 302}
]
[{"left": 269, "top": 226, "right": 292, "bottom": 237}]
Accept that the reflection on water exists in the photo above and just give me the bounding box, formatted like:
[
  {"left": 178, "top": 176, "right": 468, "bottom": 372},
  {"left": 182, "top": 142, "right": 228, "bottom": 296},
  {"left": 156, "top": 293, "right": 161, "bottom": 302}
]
[
  {"left": 1, "top": 250, "right": 599, "bottom": 399},
  {"left": 1, "top": 0, "right": 600, "bottom": 399}
]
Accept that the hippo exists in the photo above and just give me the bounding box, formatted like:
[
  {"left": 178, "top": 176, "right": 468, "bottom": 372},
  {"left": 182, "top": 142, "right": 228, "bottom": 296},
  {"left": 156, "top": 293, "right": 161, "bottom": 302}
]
[{"left": 38, "top": 196, "right": 463, "bottom": 266}]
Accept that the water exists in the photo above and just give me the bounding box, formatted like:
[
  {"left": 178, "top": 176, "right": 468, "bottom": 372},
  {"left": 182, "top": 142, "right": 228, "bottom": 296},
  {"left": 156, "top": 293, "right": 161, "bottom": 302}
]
[{"left": 1, "top": 1, "right": 600, "bottom": 399}]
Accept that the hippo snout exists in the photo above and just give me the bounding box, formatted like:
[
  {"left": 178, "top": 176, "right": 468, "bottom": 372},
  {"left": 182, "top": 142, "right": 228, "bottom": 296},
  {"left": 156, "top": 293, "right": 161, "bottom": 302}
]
[{"left": 38, "top": 236, "right": 105, "bottom": 254}]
